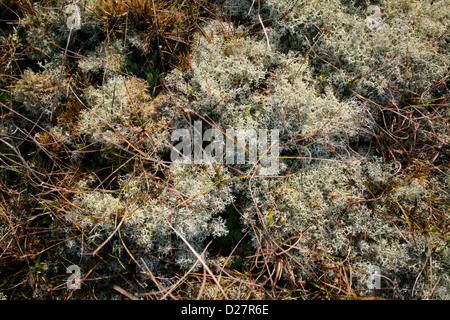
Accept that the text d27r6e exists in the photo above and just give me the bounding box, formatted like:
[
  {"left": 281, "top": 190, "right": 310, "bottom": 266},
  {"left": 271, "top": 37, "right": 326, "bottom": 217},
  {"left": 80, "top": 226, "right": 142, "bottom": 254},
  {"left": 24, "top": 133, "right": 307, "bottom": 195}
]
[{"left": 225, "top": 304, "right": 269, "bottom": 315}]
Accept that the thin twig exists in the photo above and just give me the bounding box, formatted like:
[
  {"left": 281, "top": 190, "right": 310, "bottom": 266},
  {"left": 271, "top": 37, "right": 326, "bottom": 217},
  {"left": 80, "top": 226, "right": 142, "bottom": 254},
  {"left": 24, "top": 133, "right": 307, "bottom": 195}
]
[
  {"left": 113, "top": 285, "right": 139, "bottom": 300},
  {"left": 164, "top": 214, "right": 229, "bottom": 299},
  {"left": 258, "top": 14, "right": 272, "bottom": 52}
]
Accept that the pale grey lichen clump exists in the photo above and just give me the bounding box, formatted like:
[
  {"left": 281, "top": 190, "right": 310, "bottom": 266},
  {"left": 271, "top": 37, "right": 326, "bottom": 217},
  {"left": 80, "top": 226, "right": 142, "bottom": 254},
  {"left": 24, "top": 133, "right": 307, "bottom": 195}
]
[
  {"left": 61, "top": 1, "right": 449, "bottom": 298},
  {"left": 186, "top": 0, "right": 448, "bottom": 298},
  {"left": 12, "top": 0, "right": 446, "bottom": 299},
  {"left": 224, "top": 0, "right": 449, "bottom": 103},
  {"left": 78, "top": 75, "right": 144, "bottom": 144},
  {"left": 236, "top": 157, "right": 448, "bottom": 299},
  {"left": 23, "top": 0, "right": 102, "bottom": 60},
  {"left": 13, "top": 67, "right": 68, "bottom": 121},
  {"left": 166, "top": 21, "right": 369, "bottom": 157},
  {"left": 77, "top": 74, "right": 166, "bottom": 151},
  {"left": 77, "top": 39, "right": 128, "bottom": 76},
  {"left": 21, "top": 5, "right": 68, "bottom": 60},
  {"left": 68, "top": 164, "right": 233, "bottom": 272},
  {"left": 263, "top": 0, "right": 450, "bottom": 103}
]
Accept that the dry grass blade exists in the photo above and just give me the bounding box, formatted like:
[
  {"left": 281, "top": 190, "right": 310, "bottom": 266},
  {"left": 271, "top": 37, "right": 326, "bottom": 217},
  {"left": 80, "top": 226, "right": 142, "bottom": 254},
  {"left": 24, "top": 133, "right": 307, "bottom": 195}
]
[{"left": 113, "top": 285, "right": 139, "bottom": 300}]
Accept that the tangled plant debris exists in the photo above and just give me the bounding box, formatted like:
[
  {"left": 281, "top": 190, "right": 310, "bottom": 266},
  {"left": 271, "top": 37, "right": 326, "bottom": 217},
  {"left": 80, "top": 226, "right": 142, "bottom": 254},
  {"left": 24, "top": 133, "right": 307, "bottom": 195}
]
[{"left": 0, "top": 0, "right": 448, "bottom": 300}]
